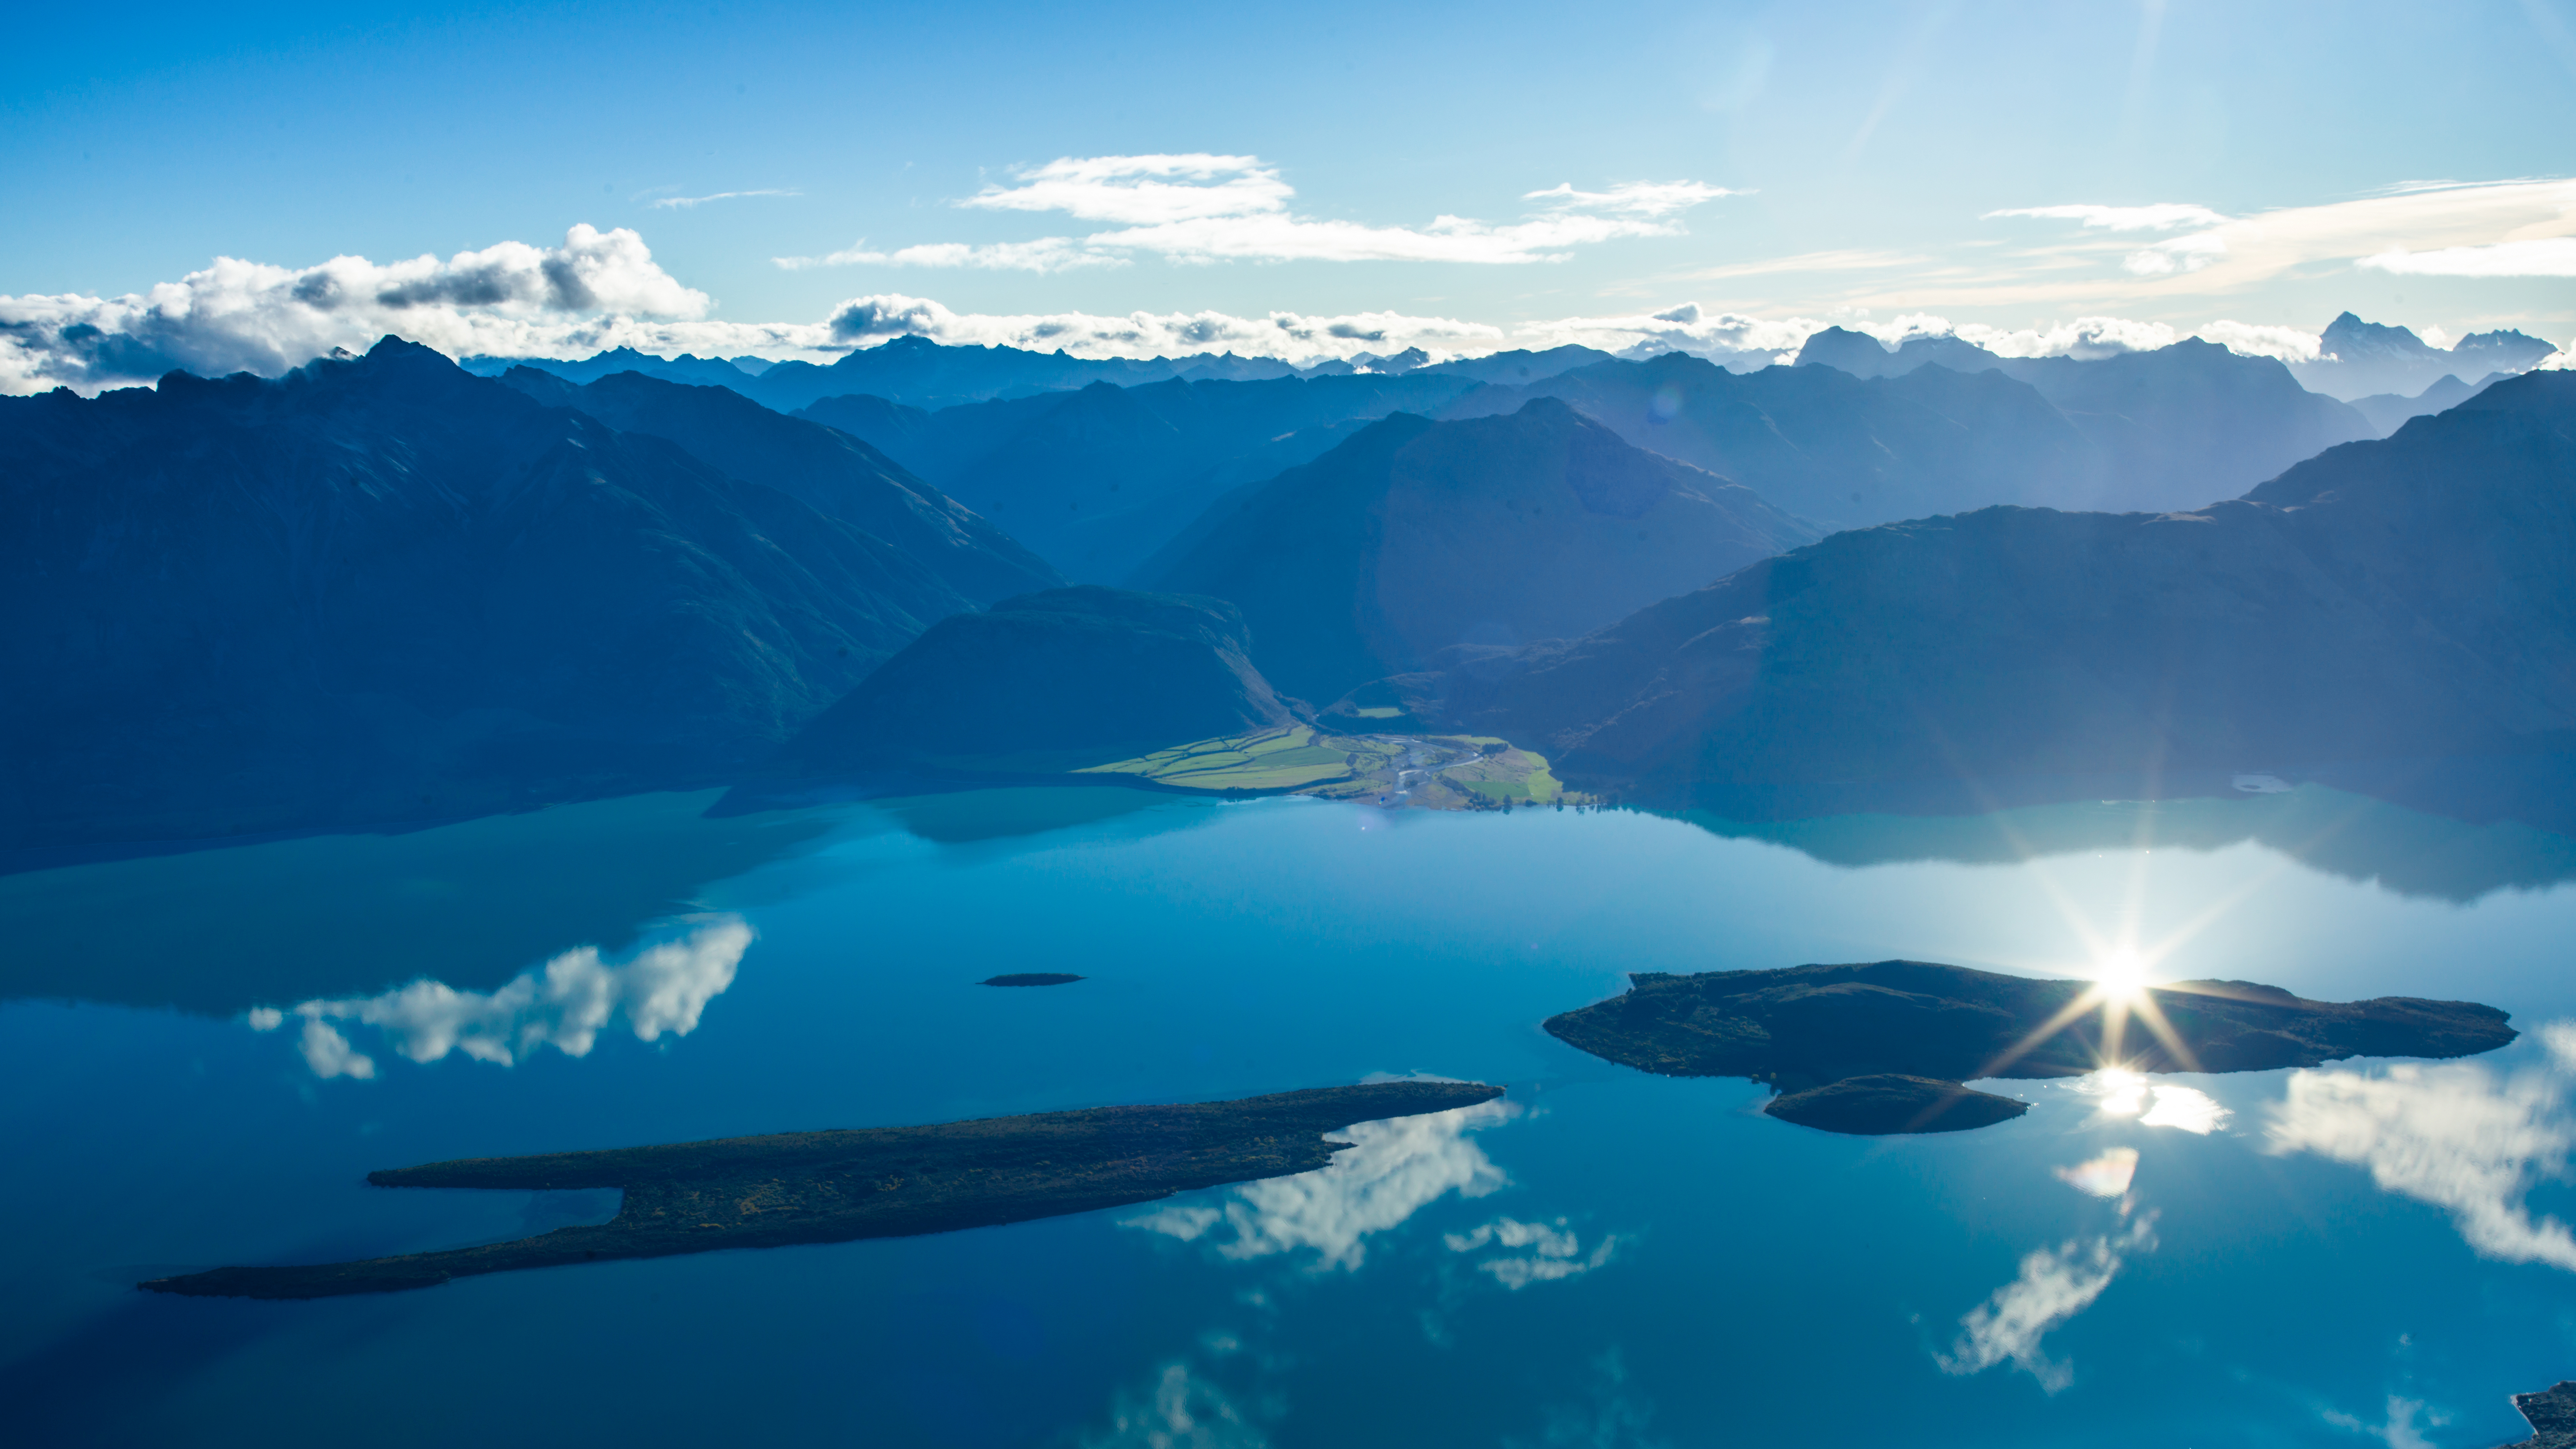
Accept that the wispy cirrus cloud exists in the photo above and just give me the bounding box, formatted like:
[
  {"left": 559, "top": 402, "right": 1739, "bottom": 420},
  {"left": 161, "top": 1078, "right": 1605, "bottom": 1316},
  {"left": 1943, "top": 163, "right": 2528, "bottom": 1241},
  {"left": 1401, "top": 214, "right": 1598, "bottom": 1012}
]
[
  {"left": 2359, "top": 236, "right": 2576, "bottom": 277},
  {"left": 772, "top": 153, "right": 1733, "bottom": 272},
  {"left": 1985, "top": 202, "right": 2232, "bottom": 232},
  {"left": 647, "top": 188, "right": 801, "bottom": 210},
  {"left": 1949, "top": 178, "right": 2576, "bottom": 304}
]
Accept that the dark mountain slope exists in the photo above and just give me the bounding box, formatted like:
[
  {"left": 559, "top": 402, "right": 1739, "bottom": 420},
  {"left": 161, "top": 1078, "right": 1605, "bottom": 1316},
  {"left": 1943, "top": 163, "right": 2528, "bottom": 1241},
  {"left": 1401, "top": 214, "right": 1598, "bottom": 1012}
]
[
  {"left": 0, "top": 339, "right": 985, "bottom": 847},
  {"left": 773, "top": 587, "right": 1298, "bottom": 774},
  {"left": 798, "top": 371, "right": 1484, "bottom": 583},
  {"left": 1145, "top": 399, "right": 1820, "bottom": 706},
  {"left": 1404, "top": 373, "right": 2576, "bottom": 809},
  {"left": 495, "top": 368, "right": 1058, "bottom": 604}
]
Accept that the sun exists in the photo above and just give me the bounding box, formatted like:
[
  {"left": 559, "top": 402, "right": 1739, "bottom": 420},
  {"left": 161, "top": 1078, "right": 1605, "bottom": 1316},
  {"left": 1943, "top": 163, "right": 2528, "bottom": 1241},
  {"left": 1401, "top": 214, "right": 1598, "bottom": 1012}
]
[{"left": 2093, "top": 947, "right": 2152, "bottom": 999}]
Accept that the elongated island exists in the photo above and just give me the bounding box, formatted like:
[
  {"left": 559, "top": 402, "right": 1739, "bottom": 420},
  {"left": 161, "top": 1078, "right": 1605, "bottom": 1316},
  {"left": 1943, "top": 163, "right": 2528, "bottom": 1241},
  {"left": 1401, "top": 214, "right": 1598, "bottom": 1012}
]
[
  {"left": 141, "top": 1080, "right": 1501, "bottom": 1300},
  {"left": 1545, "top": 960, "right": 2514, "bottom": 1136}
]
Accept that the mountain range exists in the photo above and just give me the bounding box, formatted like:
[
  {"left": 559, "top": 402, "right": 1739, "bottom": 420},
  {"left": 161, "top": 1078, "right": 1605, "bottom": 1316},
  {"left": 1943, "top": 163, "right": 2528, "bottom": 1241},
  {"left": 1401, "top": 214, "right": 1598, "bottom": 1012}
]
[
  {"left": 1444, "top": 342, "right": 2374, "bottom": 527},
  {"left": 0, "top": 339, "right": 1036, "bottom": 846},
  {"left": 1144, "top": 398, "right": 1821, "bottom": 707},
  {"left": 1397, "top": 372, "right": 2576, "bottom": 814},
  {"left": 795, "top": 371, "right": 1489, "bottom": 583},
  {"left": 2289, "top": 312, "right": 2558, "bottom": 400}
]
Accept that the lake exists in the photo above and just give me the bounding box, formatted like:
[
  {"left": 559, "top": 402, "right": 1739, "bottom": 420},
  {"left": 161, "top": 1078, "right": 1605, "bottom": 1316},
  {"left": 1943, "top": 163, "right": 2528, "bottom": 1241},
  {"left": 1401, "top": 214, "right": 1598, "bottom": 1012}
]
[{"left": 5, "top": 783, "right": 2573, "bottom": 1447}]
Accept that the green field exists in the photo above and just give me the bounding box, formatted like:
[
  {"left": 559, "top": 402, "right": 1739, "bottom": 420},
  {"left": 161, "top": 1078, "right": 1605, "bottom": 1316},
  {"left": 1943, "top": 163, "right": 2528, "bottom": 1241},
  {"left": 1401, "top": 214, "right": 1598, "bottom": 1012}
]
[{"left": 1077, "top": 726, "right": 1359, "bottom": 791}]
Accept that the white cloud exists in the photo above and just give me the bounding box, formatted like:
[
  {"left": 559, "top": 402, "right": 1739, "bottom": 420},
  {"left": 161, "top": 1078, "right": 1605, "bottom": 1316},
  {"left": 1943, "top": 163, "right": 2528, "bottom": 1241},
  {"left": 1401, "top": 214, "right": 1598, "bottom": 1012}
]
[
  {"left": 777, "top": 237, "right": 1128, "bottom": 273},
  {"left": 962, "top": 154, "right": 1293, "bottom": 225},
  {"left": 1443, "top": 1215, "right": 1622, "bottom": 1289},
  {"left": 2195, "top": 320, "right": 2325, "bottom": 363},
  {"left": 1123, "top": 1099, "right": 1515, "bottom": 1270},
  {"left": 2357, "top": 237, "right": 2576, "bottom": 277},
  {"left": 1910, "top": 178, "right": 2576, "bottom": 309},
  {"left": 1937, "top": 1213, "right": 2159, "bottom": 1392},
  {"left": 648, "top": 189, "right": 801, "bottom": 210},
  {"left": 777, "top": 154, "right": 1730, "bottom": 271},
  {"left": 2265, "top": 1043, "right": 2576, "bottom": 1271},
  {"left": 1986, "top": 203, "right": 2233, "bottom": 232},
  {"left": 1524, "top": 180, "right": 1737, "bottom": 217},
  {"left": 0, "top": 224, "right": 710, "bottom": 392},
  {"left": 250, "top": 917, "right": 750, "bottom": 1079}
]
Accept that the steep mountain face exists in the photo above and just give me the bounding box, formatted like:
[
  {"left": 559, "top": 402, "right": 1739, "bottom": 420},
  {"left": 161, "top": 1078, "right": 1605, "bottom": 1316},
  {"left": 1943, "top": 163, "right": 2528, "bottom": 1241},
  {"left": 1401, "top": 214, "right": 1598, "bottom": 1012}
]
[
  {"left": 1144, "top": 399, "right": 1821, "bottom": 707},
  {"left": 2291, "top": 312, "right": 2559, "bottom": 400},
  {"left": 1404, "top": 373, "right": 2576, "bottom": 808},
  {"left": 1443, "top": 352, "right": 2114, "bottom": 527},
  {"left": 797, "top": 371, "right": 1486, "bottom": 583},
  {"left": 772, "top": 587, "right": 1297, "bottom": 773},
  {"left": 0, "top": 339, "right": 989, "bottom": 847},
  {"left": 495, "top": 369, "right": 1059, "bottom": 605},
  {"left": 1785, "top": 337, "right": 2378, "bottom": 516}
]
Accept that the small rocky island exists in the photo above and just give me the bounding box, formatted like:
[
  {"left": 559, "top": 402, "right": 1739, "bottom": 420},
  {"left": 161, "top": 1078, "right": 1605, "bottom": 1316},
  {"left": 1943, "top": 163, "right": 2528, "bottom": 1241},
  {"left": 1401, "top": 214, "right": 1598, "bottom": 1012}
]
[
  {"left": 140, "top": 1080, "right": 1501, "bottom": 1300},
  {"left": 982, "top": 973, "right": 1084, "bottom": 986},
  {"left": 1546, "top": 960, "right": 2515, "bottom": 1136}
]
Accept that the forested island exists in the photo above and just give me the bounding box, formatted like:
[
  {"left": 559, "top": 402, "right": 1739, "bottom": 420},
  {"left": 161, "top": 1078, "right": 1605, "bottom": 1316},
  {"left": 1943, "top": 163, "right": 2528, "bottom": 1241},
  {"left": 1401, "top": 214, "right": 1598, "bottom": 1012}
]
[
  {"left": 1545, "top": 960, "right": 2515, "bottom": 1135},
  {"left": 141, "top": 1080, "right": 1501, "bottom": 1299}
]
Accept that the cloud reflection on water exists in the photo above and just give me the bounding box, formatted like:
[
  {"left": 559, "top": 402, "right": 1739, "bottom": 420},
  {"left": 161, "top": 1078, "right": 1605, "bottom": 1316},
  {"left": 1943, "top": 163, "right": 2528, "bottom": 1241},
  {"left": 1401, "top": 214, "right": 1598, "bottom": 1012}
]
[
  {"left": 1124, "top": 1100, "right": 1516, "bottom": 1270},
  {"left": 1443, "top": 1216, "right": 1621, "bottom": 1289},
  {"left": 1937, "top": 1211, "right": 2159, "bottom": 1393},
  {"left": 1079, "top": 1362, "right": 1269, "bottom": 1449},
  {"left": 247, "top": 917, "right": 750, "bottom": 1079},
  {"left": 2266, "top": 1024, "right": 2576, "bottom": 1272}
]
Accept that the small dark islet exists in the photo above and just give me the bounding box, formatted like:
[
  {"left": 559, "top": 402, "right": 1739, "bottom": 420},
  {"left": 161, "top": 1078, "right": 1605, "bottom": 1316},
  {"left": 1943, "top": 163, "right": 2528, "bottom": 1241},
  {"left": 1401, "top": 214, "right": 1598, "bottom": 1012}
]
[{"left": 983, "top": 972, "right": 1085, "bottom": 987}]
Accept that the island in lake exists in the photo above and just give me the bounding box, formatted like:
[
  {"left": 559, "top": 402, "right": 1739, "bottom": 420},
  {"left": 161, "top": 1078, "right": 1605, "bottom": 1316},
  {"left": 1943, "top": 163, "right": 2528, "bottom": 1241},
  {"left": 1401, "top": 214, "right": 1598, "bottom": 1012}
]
[
  {"left": 982, "top": 973, "right": 1084, "bottom": 987},
  {"left": 1545, "top": 960, "right": 2515, "bottom": 1135},
  {"left": 140, "top": 1080, "right": 1501, "bottom": 1299}
]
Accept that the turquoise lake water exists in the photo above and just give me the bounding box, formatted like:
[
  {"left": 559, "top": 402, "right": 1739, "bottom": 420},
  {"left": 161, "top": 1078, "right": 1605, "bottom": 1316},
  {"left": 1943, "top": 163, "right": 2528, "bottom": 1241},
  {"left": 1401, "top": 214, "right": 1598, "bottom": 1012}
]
[{"left": 4, "top": 785, "right": 2574, "bottom": 1447}]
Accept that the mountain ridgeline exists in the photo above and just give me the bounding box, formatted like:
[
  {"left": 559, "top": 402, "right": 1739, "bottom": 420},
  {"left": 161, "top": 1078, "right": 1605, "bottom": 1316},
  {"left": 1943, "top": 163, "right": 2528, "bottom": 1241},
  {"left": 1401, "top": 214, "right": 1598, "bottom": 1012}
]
[
  {"left": 1144, "top": 398, "right": 1821, "bottom": 708},
  {"left": 1461, "top": 339, "right": 2379, "bottom": 527},
  {"left": 798, "top": 370, "right": 1490, "bottom": 584},
  {"left": 0, "top": 339, "right": 1048, "bottom": 847},
  {"left": 1398, "top": 373, "right": 2576, "bottom": 813}
]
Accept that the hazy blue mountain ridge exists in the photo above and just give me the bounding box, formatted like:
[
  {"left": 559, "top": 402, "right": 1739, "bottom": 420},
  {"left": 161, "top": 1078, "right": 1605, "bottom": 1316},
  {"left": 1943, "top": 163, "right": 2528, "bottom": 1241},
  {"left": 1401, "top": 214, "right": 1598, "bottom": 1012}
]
[
  {"left": 794, "top": 371, "right": 1489, "bottom": 583},
  {"left": 0, "top": 339, "right": 998, "bottom": 847},
  {"left": 2290, "top": 312, "right": 2558, "bottom": 399},
  {"left": 1145, "top": 398, "right": 1822, "bottom": 707}
]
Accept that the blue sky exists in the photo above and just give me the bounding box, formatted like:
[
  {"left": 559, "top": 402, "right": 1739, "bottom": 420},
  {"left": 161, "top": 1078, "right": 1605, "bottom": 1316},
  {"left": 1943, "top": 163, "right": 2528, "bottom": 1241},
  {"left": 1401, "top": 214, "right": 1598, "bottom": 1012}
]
[{"left": 4, "top": 0, "right": 2573, "bottom": 385}]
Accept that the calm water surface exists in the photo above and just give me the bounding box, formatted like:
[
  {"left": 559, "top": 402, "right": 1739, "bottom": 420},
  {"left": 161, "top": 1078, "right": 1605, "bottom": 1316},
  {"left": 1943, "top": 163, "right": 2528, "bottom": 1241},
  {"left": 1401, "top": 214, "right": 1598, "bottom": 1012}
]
[{"left": 5, "top": 785, "right": 2574, "bottom": 1447}]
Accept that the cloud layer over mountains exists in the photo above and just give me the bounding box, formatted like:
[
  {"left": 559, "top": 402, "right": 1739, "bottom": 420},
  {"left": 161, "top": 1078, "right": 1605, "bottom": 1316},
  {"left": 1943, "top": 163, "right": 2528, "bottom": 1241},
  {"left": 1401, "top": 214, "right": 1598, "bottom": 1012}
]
[{"left": 3, "top": 201, "right": 2565, "bottom": 393}]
